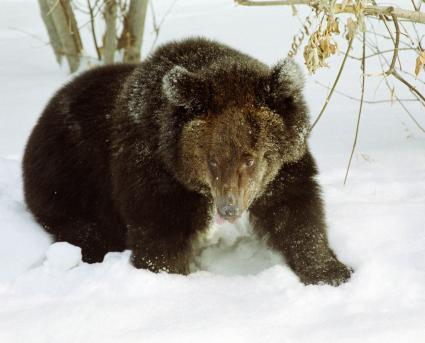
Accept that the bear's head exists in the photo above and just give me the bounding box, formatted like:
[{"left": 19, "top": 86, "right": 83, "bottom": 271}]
[{"left": 162, "top": 58, "right": 309, "bottom": 222}]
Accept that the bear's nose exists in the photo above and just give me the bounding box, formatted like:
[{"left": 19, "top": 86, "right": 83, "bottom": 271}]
[
  {"left": 221, "top": 204, "right": 237, "bottom": 217},
  {"left": 217, "top": 193, "right": 240, "bottom": 222}
]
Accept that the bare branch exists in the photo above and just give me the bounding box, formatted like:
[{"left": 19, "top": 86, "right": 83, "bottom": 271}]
[
  {"left": 392, "top": 71, "right": 425, "bottom": 103},
  {"left": 411, "top": 0, "right": 419, "bottom": 12},
  {"left": 148, "top": 0, "right": 178, "bottom": 54},
  {"left": 310, "top": 36, "right": 354, "bottom": 131},
  {"left": 372, "top": 25, "right": 425, "bottom": 133},
  {"left": 384, "top": 14, "right": 400, "bottom": 75},
  {"left": 314, "top": 80, "right": 419, "bottom": 104},
  {"left": 348, "top": 47, "right": 416, "bottom": 61},
  {"left": 235, "top": 0, "right": 425, "bottom": 24},
  {"left": 87, "top": 0, "right": 101, "bottom": 61},
  {"left": 367, "top": 20, "right": 425, "bottom": 104}
]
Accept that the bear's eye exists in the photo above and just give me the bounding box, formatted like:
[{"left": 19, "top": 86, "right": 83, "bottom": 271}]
[
  {"left": 209, "top": 158, "right": 218, "bottom": 169},
  {"left": 245, "top": 158, "right": 255, "bottom": 168}
]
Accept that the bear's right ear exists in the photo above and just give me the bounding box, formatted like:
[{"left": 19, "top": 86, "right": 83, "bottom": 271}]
[
  {"left": 269, "top": 58, "right": 305, "bottom": 99},
  {"left": 267, "top": 58, "right": 310, "bottom": 163},
  {"left": 162, "top": 66, "right": 209, "bottom": 110}
]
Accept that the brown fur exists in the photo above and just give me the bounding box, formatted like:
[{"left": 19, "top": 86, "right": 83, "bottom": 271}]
[
  {"left": 23, "top": 37, "right": 351, "bottom": 285},
  {"left": 178, "top": 105, "right": 286, "bottom": 217}
]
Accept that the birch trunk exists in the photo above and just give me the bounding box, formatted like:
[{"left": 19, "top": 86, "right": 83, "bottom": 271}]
[
  {"left": 38, "top": 0, "right": 63, "bottom": 64},
  {"left": 124, "top": 0, "right": 149, "bottom": 62},
  {"left": 45, "top": 0, "right": 83, "bottom": 73},
  {"left": 104, "top": 0, "right": 118, "bottom": 64}
]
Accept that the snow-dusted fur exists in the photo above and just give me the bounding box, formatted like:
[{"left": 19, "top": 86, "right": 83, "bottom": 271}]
[{"left": 22, "top": 37, "right": 351, "bottom": 285}]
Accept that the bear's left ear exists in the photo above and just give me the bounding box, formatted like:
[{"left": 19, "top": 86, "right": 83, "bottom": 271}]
[{"left": 162, "top": 66, "right": 209, "bottom": 110}]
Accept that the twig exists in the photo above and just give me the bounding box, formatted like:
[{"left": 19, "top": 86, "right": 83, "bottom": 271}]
[
  {"left": 367, "top": 19, "right": 425, "bottom": 104},
  {"left": 148, "top": 0, "right": 178, "bottom": 54},
  {"left": 392, "top": 71, "right": 425, "bottom": 103},
  {"left": 9, "top": 27, "right": 50, "bottom": 46},
  {"left": 310, "top": 36, "right": 354, "bottom": 131},
  {"left": 398, "top": 68, "right": 425, "bottom": 86},
  {"left": 87, "top": 0, "right": 101, "bottom": 61},
  {"left": 348, "top": 47, "right": 416, "bottom": 61},
  {"left": 396, "top": 94, "right": 425, "bottom": 133},
  {"left": 364, "top": 30, "right": 416, "bottom": 48},
  {"left": 72, "top": 0, "right": 90, "bottom": 14},
  {"left": 372, "top": 24, "right": 425, "bottom": 133},
  {"left": 384, "top": 14, "right": 400, "bottom": 75},
  {"left": 314, "top": 80, "right": 419, "bottom": 104},
  {"left": 411, "top": 0, "right": 419, "bottom": 12},
  {"left": 46, "top": 0, "right": 61, "bottom": 16},
  {"left": 344, "top": 32, "right": 366, "bottom": 185}
]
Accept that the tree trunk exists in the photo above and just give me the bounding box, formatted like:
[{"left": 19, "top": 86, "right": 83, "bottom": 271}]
[
  {"left": 104, "top": 0, "right": 118, "bottom": 64},
  {"left": 38, "top": 0, "right": 63, "bottom": 64},
  {"left": 124, "top": 0, "right": 149, "bottom": 63},
  {"left": 45, "top": 0, "right": 83, "bottom": 73}
]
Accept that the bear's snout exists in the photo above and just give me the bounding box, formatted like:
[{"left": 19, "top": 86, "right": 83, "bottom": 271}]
[{"left": 216, "top": 192, "right": 242, "bottom": 222}]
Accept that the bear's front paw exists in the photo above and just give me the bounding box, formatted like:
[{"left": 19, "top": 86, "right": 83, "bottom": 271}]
[
  {"left": 298, "top": 259, "right": 352, "bottom": 286},
  {"left": 130, "top": 251, "right": 190, "bottom": 275}
]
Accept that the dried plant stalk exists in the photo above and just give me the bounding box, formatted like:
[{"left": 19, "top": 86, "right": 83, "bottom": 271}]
[{"left": 344, "top": 31, "right": 366, "bottom": 185}]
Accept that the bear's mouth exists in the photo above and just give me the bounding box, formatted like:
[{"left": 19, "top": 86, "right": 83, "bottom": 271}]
[{"left": 214, "top": 210, "right": 240, "bottom": 224}]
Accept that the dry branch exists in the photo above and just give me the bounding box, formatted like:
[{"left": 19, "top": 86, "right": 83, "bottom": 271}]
[
  {"left": 344, "top": 32, "right": 366, "bottom": 185},
  {"left": 370, "top": 22, "right": 425, "bottom": 133},
  {"left": 314, "top": 80, "right": 419, "bottom": 104},
  {"left": 87, "top": 0, "right": 102, "bottom": 61},
  {"left": 235, "top": 0, "right": 425, "bottom": 24},
  {"left": 310, "top": 36, "right": 354, "bottom": 131}
]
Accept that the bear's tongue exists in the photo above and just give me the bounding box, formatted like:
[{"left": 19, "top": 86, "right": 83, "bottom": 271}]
[{"left": 214, "top": 212, "right": 226, "bottom": 225}]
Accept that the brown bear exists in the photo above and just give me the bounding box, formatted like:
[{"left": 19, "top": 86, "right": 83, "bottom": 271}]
[{"left": 23, "top": 37, "right": 351, "bottom": 285}]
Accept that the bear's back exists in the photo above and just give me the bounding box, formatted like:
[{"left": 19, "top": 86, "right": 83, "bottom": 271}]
[
  {"left": 148, "top": 37, "right": 255, "bottom": 70},
  {"left": 23, "top": 64, "right": 137, "bottom": 220}
]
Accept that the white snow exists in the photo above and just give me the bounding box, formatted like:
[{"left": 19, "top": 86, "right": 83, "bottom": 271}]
[
  {"left": 44, "top": 242, "right": 82, "bottom": 270},
  {"left": 1, "top": 0, "right": 425, "bottom": 342}
]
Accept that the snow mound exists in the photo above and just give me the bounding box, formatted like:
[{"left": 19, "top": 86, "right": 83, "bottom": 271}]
[{"left": 44, "top": 242, "right": 82, "bottom": 270}]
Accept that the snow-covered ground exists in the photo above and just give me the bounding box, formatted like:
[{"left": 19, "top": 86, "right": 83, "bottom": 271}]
[{"left": 1, "top": 0, "right": 425, "bottom": 342}]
